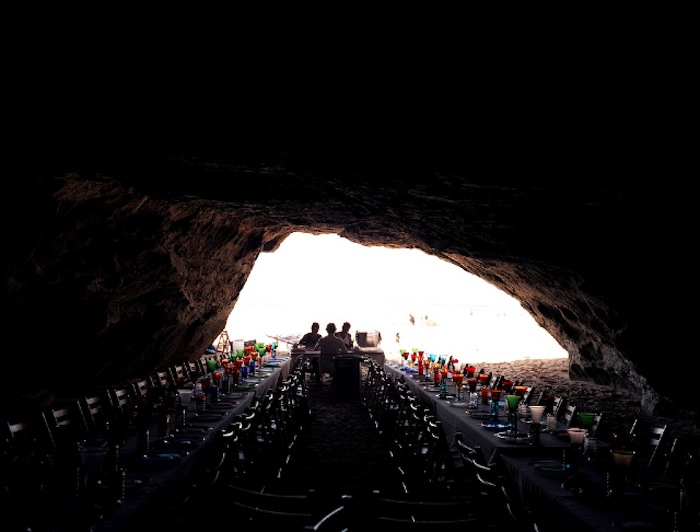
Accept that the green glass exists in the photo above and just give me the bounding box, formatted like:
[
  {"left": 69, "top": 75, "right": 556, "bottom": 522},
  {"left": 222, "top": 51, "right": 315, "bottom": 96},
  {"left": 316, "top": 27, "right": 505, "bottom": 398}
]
[
  {"left": 505, "top": 394, "right": 520, "bottom": 413},
  {"left": 578, "top": 412, "right": 595, "bottom": 429}
]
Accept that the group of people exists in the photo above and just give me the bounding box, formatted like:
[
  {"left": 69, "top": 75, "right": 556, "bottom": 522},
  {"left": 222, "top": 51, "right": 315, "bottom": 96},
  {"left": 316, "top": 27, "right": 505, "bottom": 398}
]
[{"left": 298, "top": 321, "right": 355, "bottom": 383}]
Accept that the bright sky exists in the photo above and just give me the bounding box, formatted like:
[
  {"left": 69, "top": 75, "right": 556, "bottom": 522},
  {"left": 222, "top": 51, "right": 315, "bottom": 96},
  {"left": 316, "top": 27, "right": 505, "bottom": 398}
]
[{"left": 225, "top": 232, "right": 567, "bottom": 363}]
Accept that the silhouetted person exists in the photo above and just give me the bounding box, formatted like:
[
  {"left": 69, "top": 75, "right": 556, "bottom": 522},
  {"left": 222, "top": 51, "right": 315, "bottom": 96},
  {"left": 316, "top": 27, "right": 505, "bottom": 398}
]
[
  {"left": 336, "top": 321, "right": 354, "bottom": 349},
  {"left": 299, "top": 322, "right": 322, "bottom": 383},
  {"left": 316, "top": 322, "right": 348, "bottom": 380}
]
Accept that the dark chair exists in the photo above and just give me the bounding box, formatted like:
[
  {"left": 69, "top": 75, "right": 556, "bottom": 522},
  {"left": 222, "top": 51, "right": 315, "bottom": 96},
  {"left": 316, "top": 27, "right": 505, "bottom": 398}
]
[
  {"left": 302, "top": 503, "right": 350, "bottom": 531},
  {"left": 640, "top": 424, "right": 668, "bottom": 473},
  {"left": 367, "top": 490, "right": 483, "bottom": 530},
  {"left": 588, "top": 412, "right": 604, "bottom": 438},
  {"left": 561, "top": 403, "right": 577, "bottom": 429},
  {"left": 43, "top": 398, "right": 90, "bottom": 454},
  {"left": 78, "top": 390, "right": 113, "bottom": 441},
  {"left": 221, "top": 484, "right": 325, "bottom": 531},
  {"left": 500, "top": 479, "right": 545, "bottom": 532}
]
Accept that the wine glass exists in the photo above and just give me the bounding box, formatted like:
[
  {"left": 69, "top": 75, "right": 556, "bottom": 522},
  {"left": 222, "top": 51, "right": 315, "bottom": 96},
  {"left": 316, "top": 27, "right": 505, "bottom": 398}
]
[
  {"left": 452, "top": 373, "right": 467, "bottom": 406},
  {"left": 505, "top": 394, "right": 521, "bottom": 435},
  {"left": 77, "top": 442, "right": 109, "bottom": 494},
  {"left": 490, "top": 389, "right": 503, "bottom": 420},
  {"left": 528, "top": 405, "right": 546, "bottom": 445}
]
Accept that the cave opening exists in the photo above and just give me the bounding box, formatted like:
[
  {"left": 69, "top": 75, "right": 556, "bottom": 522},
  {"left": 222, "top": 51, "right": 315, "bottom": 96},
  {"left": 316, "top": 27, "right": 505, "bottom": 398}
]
[{"left": 223, "top": 232, "right": 567, "bottom": 363}]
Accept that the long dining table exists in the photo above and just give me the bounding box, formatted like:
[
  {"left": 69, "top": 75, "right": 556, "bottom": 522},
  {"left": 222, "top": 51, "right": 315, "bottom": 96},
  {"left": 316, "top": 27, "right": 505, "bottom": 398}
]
[
  {"left": 70, "top": 356, "right": 295, "bottom": 532},
  {"left": 383, "top": 363, "right": 576, "bottom": 463},
  {"left": 384, "top": 362, "right": 678, "bottom": 531}
]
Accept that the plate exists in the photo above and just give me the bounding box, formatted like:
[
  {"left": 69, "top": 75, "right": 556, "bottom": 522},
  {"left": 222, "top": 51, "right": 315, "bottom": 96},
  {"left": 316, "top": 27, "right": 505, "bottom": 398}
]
[
  {"left": 160, "top": 435, "right": 205, "bottom": 448},
  {"left": 208, "top": 402, "right": 236, "bottom": 411},
  {"left": 174, "top": 426, "right": 211, "bottom": 435},
  {"left": 468, "top": 412, "right": 499, "bottom": 420},
  {"left": 191, "top": 412, "right": 226, "bottom": 421},
  {"left": 141, "top": 451, "right": 188, "bottom": 467},
  {"left": 480, "top": 421, "right": 509, "bottom": 431},
  {"left": 435, "top": 393, "right": 456, "bottom": 405},
  {"left": 529, "top": 460, "right": 568, "bottom": 476},
  {"left": 495, "top": 431, "right": 529, "bottom": 443},
  {"left": 449, "top": 401, "right": 469, "bottom": 408}
]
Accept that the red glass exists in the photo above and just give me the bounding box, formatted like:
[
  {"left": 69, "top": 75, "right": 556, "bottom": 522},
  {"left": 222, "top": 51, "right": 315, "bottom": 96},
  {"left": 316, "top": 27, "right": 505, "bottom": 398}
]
[
  {"left": 514, "top": 385, "right": 527, "bottom": 396},
  {"left": 481, "top": 388, "right": 489, "bottom": 404},
  {"left": 434, "top": 370, "right": 441, "bottom": 386},
  {"left": 467, "top": 378, "right": 478, "bottom": 392},
  {"left": 490, "top": 389, "right": 502, "bottom": 403},
  {"left": 501, "top": 380, "right": 514, "bottom": 393},
  {"left": 466, "top": 366, "right": 476, "bottom": 378},
  {"left": 478, "top": 373, "right": 489, "bottom": 385}
]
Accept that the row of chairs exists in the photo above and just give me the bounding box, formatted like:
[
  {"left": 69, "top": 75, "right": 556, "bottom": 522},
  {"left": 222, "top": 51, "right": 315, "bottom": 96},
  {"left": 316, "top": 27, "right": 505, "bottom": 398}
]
[
  {"left": 142, "top": 361, "right": 313, "bottom": 529},
  {"left": 1, "top": 353, "right": 233, "bottom": 531},
  {"left": 362, "top": 361, "right": 465, "bottom": 497}
]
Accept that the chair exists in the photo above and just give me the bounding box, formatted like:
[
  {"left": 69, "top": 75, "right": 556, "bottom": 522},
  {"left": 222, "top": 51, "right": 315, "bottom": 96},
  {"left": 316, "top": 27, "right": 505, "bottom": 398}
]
[
  {"left": 78, "top": 390, "right": 113, "bottom": 440},
  {"left": 4, "top": 414, "right": 55, "bottom": 454},
  {"left": 221, "top": 484, "right": 324, "bottom": 530},
  {"left": 640, "top": 424, "right": 668, "bottom": 473},
  {"left": 302, "top": 503, "right": 350, "bottom": 531},
  {"left": 368, "top": 491, "right": 483, "bottom": 530},
  {"left": 130, "top": 378, "right": 151, "bottom": 402},
  {"left": 43, "top": 398, "right": 90, "bottom": 454},
  {"left": 500, "top": 479, "right": 545, "bottom": 532},
  {"left": 588, "top": 412, "right": 604, "bottom": 438},
  {"left": 170, "top": 363, "right": 190, "bottom": 388},
  {"left": 551, "top": 396, "right": 564, "bottom": 417},
  {"left": 561, "top": 403, "right": 577, "bottom": 429}
]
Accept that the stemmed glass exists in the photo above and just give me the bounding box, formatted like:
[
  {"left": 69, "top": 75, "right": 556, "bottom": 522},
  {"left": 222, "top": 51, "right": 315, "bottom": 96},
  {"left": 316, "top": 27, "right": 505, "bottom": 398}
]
[
  {"left": 528, "top": 405, "right": 546, "bottom": 445},
  {"left": 608, "top": 450, "right": 635, "bottom": 501},
  {"left": 505, "top": 394, "right": 521, "bottom": 435},
  {"left": 452, "top": 373, "right": 467, "bottom": 407},
  {"left": 77, "top": 442, "right": 109, "bottom": 497},
  {"left": 490, "top": 389, "right": 503, "bottom": 420}
]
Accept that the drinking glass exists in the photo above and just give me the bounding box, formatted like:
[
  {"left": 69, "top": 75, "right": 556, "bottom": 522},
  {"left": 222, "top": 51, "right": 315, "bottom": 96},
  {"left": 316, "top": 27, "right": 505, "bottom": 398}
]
[
  {"left": 77, "top": 443, "right": 109, "bottom": 493},
  {"left": 528, "top": 405, "right": 546, "bottom": 445},
  {"left": 452, "top": 373, "right": 466, "bottom": 406},
  {"left": 505, "top": 394, "right": 520, "bottom": 434}
]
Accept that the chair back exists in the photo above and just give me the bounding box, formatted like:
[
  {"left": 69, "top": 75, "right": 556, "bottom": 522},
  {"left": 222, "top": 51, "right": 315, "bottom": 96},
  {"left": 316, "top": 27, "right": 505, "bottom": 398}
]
[
  {"left": 561, "top": 403, "right": 577, "bottom": 428},
  {"left": 588, "top": 413, "right": 604, "bottom": 438},
  {"left": 78, "top": 391, "right": 112, "bottom": 436},
  {"left": 43, "top": 399, "right": 89, "bottom": 454},
  {"left": 642, "top": 424, "right": 668, "bottom": 472}
]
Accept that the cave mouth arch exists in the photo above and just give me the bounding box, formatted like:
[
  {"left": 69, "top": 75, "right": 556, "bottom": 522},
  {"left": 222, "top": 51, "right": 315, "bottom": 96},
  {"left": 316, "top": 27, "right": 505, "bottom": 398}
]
[{"left": 224, "top": 232, "right": 568, "bottom": 363}]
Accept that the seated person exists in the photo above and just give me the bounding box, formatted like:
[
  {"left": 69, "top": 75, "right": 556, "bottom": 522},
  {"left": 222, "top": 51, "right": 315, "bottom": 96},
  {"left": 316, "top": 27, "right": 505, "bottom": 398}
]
[
  {"left": 336, "top": 321, "right": 354, "bottom": 349},
  {"left": 315, "top": 322, "right": 349, "bottom": 379},
  {"left": 299, "top": 322, "right": 322, "bottom": 349},
  {"left": 299, "top": 322, "right": 322, "bottom": 383}
]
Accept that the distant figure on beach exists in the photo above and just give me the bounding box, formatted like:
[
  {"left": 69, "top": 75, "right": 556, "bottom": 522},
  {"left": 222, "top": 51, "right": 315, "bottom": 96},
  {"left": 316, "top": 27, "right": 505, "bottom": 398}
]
[
  {"left": 409, "top": 313, "right": 415, "bottom": 325},
  {"left": 299, "top": 322, "right": 322, "bottom": 383},
  {"left": 396, "top": 332, "right": 400, "bottom": 344},
  {"left": 316, "top": 322, "right": 349, "bottom": 379},
  {"left": 336, "top": 321, "right": 354, "bottom": 349}
]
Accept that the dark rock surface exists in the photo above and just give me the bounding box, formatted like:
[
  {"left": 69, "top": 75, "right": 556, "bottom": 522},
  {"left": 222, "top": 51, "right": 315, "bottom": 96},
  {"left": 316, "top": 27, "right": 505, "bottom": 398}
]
[{"left": 6, "top": 7, "right": 695, "bottom": 426}]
